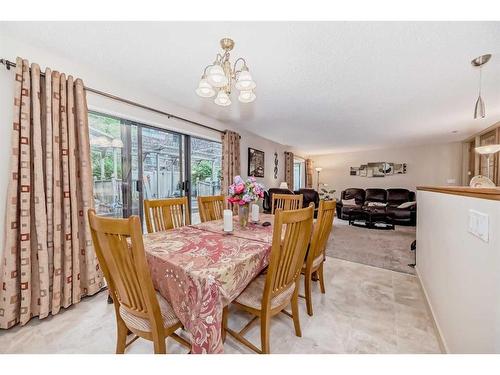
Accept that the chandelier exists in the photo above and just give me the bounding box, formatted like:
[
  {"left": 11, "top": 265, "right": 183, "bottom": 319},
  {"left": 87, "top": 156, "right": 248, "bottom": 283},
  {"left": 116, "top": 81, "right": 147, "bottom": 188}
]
[{"left": 196, "top": 38, "right": 256, "bottom": 106}]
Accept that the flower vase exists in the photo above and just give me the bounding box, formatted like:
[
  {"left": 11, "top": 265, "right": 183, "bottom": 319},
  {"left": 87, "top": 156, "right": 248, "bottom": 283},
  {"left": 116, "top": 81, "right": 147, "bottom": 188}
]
[{"left": 238, "top": 204, "right": 250, "bottom": 228}]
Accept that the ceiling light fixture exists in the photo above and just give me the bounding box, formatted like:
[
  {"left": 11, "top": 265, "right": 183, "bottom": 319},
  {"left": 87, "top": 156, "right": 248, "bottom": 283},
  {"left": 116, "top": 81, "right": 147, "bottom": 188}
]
[
  {"left": 471, "top": 54, "right": 491, "bottom": 119},
  {"left": 196, "top": 38, "right": 256, "bottom": 106}
]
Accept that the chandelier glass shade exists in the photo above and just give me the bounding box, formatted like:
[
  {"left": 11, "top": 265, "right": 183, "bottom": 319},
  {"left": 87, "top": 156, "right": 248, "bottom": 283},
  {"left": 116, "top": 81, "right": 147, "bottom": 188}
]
[
  {"left": 195, "top": 78, "right": 216, "bottom": 98},
  {"left": 238, "top": 90, "right": 256, "bottom": 103},
  {"left": 206, "top": 65, "right": 228, "bottom": 88},
  {"left": 235, "top": 70, "right": 256, "bottom": 91},
  {"left": 196, "top": 38, "right": 256, "bottom": 106},
  {"left": 214, "top": 90, "right": 231, "bottom": 106}
]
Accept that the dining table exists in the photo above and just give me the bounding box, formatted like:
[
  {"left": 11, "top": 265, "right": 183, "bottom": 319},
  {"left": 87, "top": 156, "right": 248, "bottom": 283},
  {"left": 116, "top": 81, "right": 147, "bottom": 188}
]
[{"left": 143, "top": 213, "right": 275, "bottom": 354}]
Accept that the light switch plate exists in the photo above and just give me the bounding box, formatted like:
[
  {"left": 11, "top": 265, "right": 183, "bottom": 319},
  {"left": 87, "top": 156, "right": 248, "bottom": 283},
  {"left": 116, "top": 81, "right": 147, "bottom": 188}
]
[{"left": 468, "top": 209, "right": 489, "bottom": 242}]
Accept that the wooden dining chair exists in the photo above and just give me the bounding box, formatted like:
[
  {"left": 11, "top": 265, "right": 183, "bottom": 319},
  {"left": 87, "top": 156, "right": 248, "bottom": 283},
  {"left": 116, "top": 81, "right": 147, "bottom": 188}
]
[
  {"left": 144, "top": 197, "right": 190, "bottom": 233},
  {"left": 302, "top": 200, "right": 336, "bottom": 316},
  {"left": 223, "top": 204, "right": 314, "bottom": 354},
  {"left": 87, "top": 209, "right": 190, "bottom": 354},
  {"left": 271, "top": 193, "right": 303, "bottom": 214},
  {"left": 198, "top": 195, "right": 225, "bottom": 222}
]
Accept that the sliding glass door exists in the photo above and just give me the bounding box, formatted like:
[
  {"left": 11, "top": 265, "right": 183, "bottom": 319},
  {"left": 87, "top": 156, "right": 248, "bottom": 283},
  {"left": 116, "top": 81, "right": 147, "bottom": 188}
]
[
  {"left": 90, "top": 113, "right": 127, "bottom": 218},
  {"left": 190, "top": 137, "right": 222, "bottom": 224},
  {"left": 89, "top": 111, "right": 221, "bottom": 227}
]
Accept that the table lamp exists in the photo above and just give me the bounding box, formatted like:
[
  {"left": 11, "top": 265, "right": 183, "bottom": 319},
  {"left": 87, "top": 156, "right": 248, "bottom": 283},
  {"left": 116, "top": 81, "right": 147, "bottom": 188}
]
[{"left": 279, "top": 182, "right": 288, "bottom": 189}]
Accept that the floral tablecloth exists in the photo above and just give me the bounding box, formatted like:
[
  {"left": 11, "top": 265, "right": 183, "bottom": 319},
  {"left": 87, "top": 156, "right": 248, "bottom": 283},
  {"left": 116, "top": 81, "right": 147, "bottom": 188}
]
[{"left": 143, "top": 222, "right": 273, "bottom": 354}]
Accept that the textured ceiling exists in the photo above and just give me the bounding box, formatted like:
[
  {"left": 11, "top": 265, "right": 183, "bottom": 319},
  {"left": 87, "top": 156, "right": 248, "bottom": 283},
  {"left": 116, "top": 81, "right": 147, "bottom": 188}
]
[{"left": 1, "top": 21, "right": 500, "bottom": 154}]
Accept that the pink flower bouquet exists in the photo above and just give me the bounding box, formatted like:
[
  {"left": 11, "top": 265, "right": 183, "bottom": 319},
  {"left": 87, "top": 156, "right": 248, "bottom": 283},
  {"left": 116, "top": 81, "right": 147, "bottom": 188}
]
[{"left": 227, "top": 176, "right": 265, "bottom": 206}]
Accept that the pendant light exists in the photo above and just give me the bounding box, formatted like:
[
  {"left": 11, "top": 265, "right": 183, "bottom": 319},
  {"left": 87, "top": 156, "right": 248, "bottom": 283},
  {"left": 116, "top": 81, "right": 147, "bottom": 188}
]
[{"left": 471, "top": 54, "right": 491, "bottom": 119}]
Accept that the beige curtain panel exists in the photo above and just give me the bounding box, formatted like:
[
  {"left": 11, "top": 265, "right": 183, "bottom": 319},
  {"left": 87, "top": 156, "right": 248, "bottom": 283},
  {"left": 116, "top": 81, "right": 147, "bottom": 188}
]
[
  {"left": 221, "top": 130, "right": 241, "bottom": 198},
  {"left": 284, "top": 151, "right": 294, "bottom": 189},
  {"left": 0, "top": 58, "right": 104, "bottom": 329},
  {"left": 305, "top": 159, "right": 314, "bottom": 188}
]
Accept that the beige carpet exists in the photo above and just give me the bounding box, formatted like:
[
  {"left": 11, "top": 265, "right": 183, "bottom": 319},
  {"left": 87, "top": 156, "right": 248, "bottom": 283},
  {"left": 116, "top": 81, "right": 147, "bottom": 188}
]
[{"left": 327, "top": 218, "right": 416, "bottom": 274}]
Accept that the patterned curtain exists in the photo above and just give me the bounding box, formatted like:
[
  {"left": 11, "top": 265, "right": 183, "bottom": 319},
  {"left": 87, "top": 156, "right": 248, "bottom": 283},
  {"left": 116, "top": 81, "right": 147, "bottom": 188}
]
[
  {"left": 284, "top": 151, "right": 294, "bottom": 189},
  {"left": 305, "top": 158, "right": 314, "bottom": 189},
  {"left": 0, "top": 58, "right": 104, "bottom": 329},
  {"left": 221, "top": 130, "right": 241, "bottom": 198}
]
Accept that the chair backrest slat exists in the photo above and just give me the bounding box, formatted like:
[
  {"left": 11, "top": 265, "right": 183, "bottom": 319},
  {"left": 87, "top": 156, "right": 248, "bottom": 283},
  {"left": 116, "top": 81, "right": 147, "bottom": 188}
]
[
  {"left": 144, "top": 197, "right": 190, "bottom": 233},
  {"left": 88, "top": 209, "right": 164, "bottom": 329},
  {"left": 264, "top": 205, "right": 314, "bottom": 302},
  {"left": 198, "top": 195, "right": 226, "bottom": 222},
  {"left": 271, "top": 194, "right": 303, "bottom": 214},
  {"left": 307, "top": 200, "right": 336, "bottom": 266}
]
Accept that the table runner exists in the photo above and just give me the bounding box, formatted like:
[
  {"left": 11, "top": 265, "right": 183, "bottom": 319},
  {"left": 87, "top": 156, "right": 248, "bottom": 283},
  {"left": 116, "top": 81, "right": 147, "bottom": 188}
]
[{"left": 143, "top": 224, "right": 272, "bottom": 353}]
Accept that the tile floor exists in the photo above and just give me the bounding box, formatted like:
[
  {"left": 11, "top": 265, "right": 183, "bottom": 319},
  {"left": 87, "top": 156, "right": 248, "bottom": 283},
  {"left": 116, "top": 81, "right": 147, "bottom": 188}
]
[{"left": 0, "top": 258, "right": 441, "bottom": 354}]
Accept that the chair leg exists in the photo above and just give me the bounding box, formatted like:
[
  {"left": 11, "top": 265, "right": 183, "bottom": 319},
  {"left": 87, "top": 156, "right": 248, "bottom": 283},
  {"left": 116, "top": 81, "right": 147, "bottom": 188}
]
[
  {"left": 304, "top": 272, "right": 313, "bottom": 316},
  {"left": 222, "top": 306, "right": 228, "bottom": 343},
  {"left": 116, "top": 319, "right": 128, "bottom": 354},
  {"left": 153, "top": 337, "right": 167, "bottom": 354},
  {"left": 291, "top": 286, "right": 302, "bottom": 337},
  {"left": 260, "top": 314, "right": 270, "bottom": 354},
  {"left": 318, "top": 263, "right": 326, "bottom": 294}
]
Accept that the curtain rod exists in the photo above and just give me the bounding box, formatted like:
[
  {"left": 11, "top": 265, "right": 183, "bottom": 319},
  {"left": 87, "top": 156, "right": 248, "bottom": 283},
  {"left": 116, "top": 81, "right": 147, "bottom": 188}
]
[{"left": 0, "top": 58, "right": 225, "bottom": 135}]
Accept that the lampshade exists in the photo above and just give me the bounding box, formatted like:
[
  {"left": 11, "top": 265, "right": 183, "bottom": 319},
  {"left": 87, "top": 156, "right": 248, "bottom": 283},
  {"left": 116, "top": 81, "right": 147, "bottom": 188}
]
[
  {"left": 475, "top": 144, "right": 500, "bottom": 155},
  {"left": 279, "top": 182, "right": 288, "bottom": 189},
  {"left": 206, "top": 65, "right": 229, "bottom": 88},
  {"left": 214, "top": 90, "right": 231, "bottom": 106},
  {"left": 195, "top": 78, "right": 216, "bottom": 98},
  {"left": 238, "top": 90, "right": 256, "bottom": 103},
  {"left": 315, "top": 167, "right": 323, "bottom": 172},
  {"left": 474, "top": 95, "right": 485, "bottom": 119},
  {"left": 235, "top": 70, "right": 256, "bottom": 91}
]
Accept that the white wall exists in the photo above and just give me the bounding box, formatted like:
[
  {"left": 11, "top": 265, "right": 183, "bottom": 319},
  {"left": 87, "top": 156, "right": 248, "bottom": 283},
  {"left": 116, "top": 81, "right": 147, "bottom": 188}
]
[
  {"left": 416, "top": 190, "right": 500, "bottom": 353},
  {"left": 309, "top": 142, "right": 463, "bottom": 196},
  {"left": 0, "top": 33, "right": 287, "bottom": 258}
]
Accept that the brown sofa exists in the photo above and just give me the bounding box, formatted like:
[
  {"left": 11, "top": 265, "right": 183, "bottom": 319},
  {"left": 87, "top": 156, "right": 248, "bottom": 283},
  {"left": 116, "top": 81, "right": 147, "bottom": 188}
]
[{"left": 336, "top": 188, "right": 416, "bottom": 226}]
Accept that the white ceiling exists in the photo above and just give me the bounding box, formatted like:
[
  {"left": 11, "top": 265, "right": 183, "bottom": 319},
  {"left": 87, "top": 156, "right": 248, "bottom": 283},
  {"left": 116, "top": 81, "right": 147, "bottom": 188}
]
[{"left": 2, "top": 21, "right": 500, "bottom": 154}]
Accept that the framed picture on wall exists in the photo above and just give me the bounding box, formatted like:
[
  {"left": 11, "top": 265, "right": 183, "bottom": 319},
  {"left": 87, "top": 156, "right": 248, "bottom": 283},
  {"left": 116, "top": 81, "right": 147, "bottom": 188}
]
[
  {"left": 248, "top": 148, "right": 265, "bottom": 178},
  {"left": 359, "top": 164, "right": 367, "bottom": 177}
]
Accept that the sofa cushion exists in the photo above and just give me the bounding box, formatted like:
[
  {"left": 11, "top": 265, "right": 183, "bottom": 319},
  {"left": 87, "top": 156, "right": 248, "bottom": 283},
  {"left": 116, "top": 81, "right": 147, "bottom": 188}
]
[
  {"left": 365, "top": 188, "right": 387, "bottom": 203},
  {"left": 342, "top": 188, "right": 366, "bottom": 205},
  {"left": 387, "top": 188, "right": 412, "bottom": 205},
  {"left": 387, "top": 207, "right": 412, "bottom": 220}
]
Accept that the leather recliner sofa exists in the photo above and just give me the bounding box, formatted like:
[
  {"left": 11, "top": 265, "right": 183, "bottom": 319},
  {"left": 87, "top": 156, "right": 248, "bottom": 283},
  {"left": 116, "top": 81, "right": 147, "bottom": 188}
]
[{"left": 336, "top": 188, "right": 416, "bottom": 226}]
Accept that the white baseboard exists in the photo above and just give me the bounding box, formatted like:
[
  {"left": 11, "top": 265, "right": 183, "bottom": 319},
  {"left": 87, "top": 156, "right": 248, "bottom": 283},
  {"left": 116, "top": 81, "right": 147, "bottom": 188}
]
[{"left": 415, "top": 266, "right": 450, "bottom": 354}]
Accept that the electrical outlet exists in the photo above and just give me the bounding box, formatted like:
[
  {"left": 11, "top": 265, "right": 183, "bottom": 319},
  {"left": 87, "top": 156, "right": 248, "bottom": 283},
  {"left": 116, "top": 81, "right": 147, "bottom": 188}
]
[{"left": 468, "top": 209, "right": 489, "bottom": 242}]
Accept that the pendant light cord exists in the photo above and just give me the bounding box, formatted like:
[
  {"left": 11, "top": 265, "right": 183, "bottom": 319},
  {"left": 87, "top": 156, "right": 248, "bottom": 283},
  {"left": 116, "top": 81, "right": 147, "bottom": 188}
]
[{"left": 478, "top": 66, "right": 482, "bottom": 96}]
